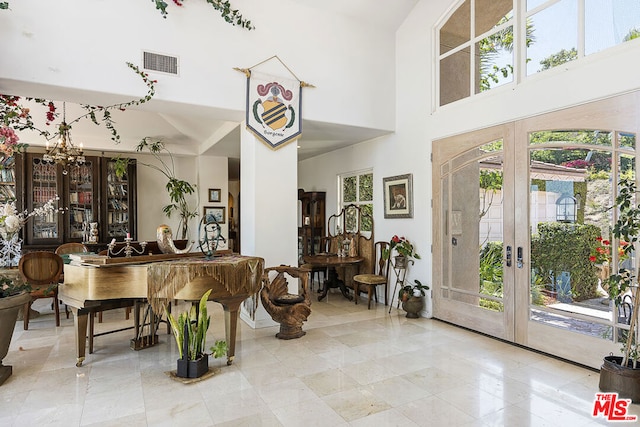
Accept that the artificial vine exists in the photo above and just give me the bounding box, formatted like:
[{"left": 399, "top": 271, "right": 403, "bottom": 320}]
[
  {"left": 1, "top": 63, "right": 155, "bottom": 146},
  {"left": 2, "top": 1, "right": 254, "bottom": 30},
  {"left": 153, "top": 0, "right": 254, "bottom": 29}
]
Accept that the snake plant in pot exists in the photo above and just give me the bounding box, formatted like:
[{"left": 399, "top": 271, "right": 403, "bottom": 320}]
[
  {"left": 165, "top": 289, "right": 227, "bottom": 378},
  {"left": 599, "top": 178, "right": 640, "bottom": 402}
]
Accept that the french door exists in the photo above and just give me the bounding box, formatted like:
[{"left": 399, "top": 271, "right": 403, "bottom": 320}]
[{"left": 432, "top": 92, "right": 640, "bottom": 368}]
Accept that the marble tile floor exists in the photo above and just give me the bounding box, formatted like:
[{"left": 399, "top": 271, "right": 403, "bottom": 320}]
[{"left": 1, "top": 295, "right": 638, "bottom": 426}]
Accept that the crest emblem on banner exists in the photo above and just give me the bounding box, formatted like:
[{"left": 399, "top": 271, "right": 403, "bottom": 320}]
[{"left": 246, "top": 71, "right": 302, "bottom": 150}]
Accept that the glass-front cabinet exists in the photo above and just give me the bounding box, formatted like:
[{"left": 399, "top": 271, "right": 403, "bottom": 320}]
[
  {"left": 26, "top": 153, "right": 100, "bottom": 245},
  {"left": 0, "top": 155, "right": 23, "bottom": 206},
  {"left": 22, "top": 153, "right": 136, "bottom": 248},
  {"left": 102, "top": 158, "right": 137, "bottom": 240}
]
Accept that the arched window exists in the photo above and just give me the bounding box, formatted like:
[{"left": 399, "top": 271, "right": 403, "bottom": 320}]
[{"left": 438, "top": 0, "right": 640, "bottom": 107}]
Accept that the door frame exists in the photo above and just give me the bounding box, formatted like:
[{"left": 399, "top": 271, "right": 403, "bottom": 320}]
[{"left": 432, "top": 91, "right": 640, "bottom": 368}]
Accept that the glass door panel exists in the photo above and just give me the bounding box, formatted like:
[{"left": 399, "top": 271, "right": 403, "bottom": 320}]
[{"left": 27, "top": 155, "right": 61, "bottom": 244}]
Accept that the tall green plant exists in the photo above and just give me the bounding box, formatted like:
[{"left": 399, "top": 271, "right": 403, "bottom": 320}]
[
  {"left": 607, "top": 178, "right": 640, "bottom": 367},
  {"left": 165, "top": 289, "right": 227, "bottom": 360},
  {"left": 114, "top": 138, "right": 198, "bottom": 239}
]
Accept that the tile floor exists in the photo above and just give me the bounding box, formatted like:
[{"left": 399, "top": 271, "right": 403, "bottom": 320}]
[{"left": 1, "top": 293, "right": 638, "bottom": 426}]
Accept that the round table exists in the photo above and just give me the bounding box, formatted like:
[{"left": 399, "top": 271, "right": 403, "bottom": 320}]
[{"left": 302, "top": 254, "right": 363, "bottom": 301}]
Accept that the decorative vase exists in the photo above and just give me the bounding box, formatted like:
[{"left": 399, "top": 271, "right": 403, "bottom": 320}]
[
  {"left": 176, "top": 353, "right": 209, "bottom": 378},
  {"left": 599, "top": 355, "right": 640, "bottom": 403},
  {"left": 0, "top": 234, "right": 22, "bottom": 268},
  {"left": 1, "top": 292, "right": 31, "bottom": 386},
  {"left": 394, "top": 255, "right": 407, "bottom": 269},
  {"left": 402, "top": 296, "right": 424, "bottom": 318}
]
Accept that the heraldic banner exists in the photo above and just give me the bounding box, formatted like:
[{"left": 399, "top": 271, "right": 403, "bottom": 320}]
[{"left": 246, "top": 70, "right": 302, "bottom": 150}]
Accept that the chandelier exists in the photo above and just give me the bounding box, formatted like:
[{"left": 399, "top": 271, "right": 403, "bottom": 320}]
[{"left": 43, "top": 102, "right": 85, "bottom": 173}]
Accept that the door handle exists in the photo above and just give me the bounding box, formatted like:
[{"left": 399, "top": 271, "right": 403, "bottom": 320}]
[
  {"left": 505, "top": 245, "right": 512, "bottom": 267},
  {"left": 517, "top": 246, "right": 523, "bottom": 269}
]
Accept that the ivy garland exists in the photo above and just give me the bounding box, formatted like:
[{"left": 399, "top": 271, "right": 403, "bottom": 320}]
[{"left": 1, "top": 1, "right": 254, "bottom": 30}]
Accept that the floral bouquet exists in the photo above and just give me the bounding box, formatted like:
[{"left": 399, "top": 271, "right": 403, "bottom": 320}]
[{"left": 383, "top": 235, "right": 421, "bottom": 260}]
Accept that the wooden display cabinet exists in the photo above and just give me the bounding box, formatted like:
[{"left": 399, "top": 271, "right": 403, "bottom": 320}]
[
  {"left": 25, "top": 153, "right": 100, "bottom": 246},
  {"left": 0, "top": 155, "right": 23, "bottom": 208},
  {"left": 18, "top": 152, "right": 137, "bottom": 249},
  {"left": 298, "top": 189, "right": 326, "bottom": 256},
  {"left": 101, "top": 158, "right": 137, "bottom": 241}
]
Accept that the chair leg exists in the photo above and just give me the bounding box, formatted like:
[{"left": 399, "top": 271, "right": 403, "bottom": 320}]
[
  {"left": 23, "top": 301, "right": 32, "bottom": 330},
  {"left": 368, "top": 286, "right": 374, "bottom": 309},
  {"left": 53, "top": 296, "right": 60, "bottom": 327},
  {"left": 354, "top": 282, "right": 359, "bottom": 305}
]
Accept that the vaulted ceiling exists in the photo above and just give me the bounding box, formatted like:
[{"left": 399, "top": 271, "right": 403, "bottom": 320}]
[{"left": 9, "top": 0, "right": 420, "bottom": 163}]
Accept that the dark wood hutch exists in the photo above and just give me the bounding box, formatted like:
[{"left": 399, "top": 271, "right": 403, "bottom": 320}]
[{"left": 0, "top": 151, "right": 137, "bottom": 251}]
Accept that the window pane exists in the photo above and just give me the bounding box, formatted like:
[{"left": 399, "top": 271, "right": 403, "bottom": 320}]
[
  {"left": 440, "top": 0, "right": 471, "bottom": 55},
  {"left": 586, "top": 0, "right": 640, "bottom": 55},
  {"left": 359, "top": 173, "right": 373, "bottom": 202},
  {"left": 343, "top": 176, "right": 356, "bottom": 203},
  {"left": 440, "top": 48, "right": 471, "bottom": 106},
  {"left": 361, "top": 204, "right": 373, "bottom": 232},
  {"left": 476, "top": 26, "right": 514, "bottom": 93},
  {"left": 527, "top": 0, "right": 578, "bottom": 76},
  {"left": 618, "top": 132, "right": 636, "bottom": 150},
  {"left": 475, "top": 0, "right": 513, "bottom": 35},
  {"left": 529, "top": 130, "right": 612, "bottom": 146}
]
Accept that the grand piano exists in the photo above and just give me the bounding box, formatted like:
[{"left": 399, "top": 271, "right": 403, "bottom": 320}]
[{"left": 59, "top": 254, "right": 264, "bottom": 367}]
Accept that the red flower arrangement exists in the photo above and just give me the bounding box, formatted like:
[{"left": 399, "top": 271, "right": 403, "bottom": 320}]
[{"left": 589, "top": 236, "right": 627, "bottom": 264}]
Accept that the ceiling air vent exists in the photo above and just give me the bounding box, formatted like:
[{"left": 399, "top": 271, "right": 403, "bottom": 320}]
[{"left": 143, "top": 51, "right": 179, "bottom": 75}]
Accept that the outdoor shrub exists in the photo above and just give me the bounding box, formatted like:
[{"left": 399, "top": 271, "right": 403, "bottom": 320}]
[{"left": 530, "top": 222, "right": 601, "bottom": 301}]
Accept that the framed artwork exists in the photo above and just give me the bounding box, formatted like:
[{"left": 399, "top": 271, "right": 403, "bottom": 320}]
[
  {"left": 208, "top": 188, "right": 221, "bottom": 202},
  {"left": 383, "top": 173, "right": 413, "bottom": 218},
  {"left": 203, "top": 206, "right": 226, "bottom": 224}
]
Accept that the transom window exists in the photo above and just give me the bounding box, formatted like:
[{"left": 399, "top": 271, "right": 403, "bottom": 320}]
[{"left": 438, "top": 0, "right": 640, "bottom": 106}]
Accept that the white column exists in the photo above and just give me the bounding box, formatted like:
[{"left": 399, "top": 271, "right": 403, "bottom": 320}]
[{"left": 239, "top": 122, "right": 299, "bottom": 328}]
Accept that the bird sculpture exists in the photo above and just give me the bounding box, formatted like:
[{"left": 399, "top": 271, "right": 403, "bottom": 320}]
[
  {"left": 260, "top": 265, "right": 312, "bottom": 340},
  {"left": 156, "top": 224, "right": 193, "bottom": 254}
]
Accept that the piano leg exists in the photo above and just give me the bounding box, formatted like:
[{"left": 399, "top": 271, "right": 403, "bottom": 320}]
[
  {"left": 70, "top": 307, "right": 88, "bottom": 367},
  {"left": 218, "top": 296, "right": 246, "bottom": 366}
]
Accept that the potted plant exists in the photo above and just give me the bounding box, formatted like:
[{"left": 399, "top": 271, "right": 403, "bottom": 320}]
[
  {"left": 165, "top": 289, "right": 227, "bottom": 378},
  {"left": 398, "top": 279, "right": 429, "bottom": 318},
  {"left": 114, "top": 138, "right": 198, "bottom": 240},
  {"left": 599, "top": 178, "right": 640, "bottom": 402},
  {"left": 383, "top": 235, "right": 421, "bottom": 269},
  {"left": 0, "top": 274, "right": 31, "bottom": 386}
]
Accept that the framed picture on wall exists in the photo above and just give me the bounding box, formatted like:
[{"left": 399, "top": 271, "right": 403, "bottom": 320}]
[
  {"left": 383, "top": 173, "right": 413, "bottom": 218},
  {"left": 208, "top": 188, "right": 221, "bottom": 202},
  {"left": 203, "top": 206, "right": 226, "bottom": 224}
]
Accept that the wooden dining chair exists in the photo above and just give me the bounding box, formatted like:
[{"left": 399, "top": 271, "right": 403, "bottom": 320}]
[
  {"left": 19, "top": 251, "right": 64, "bottom": 330},
  {"left": 55, "top": 242, "right": 89, "bottom": 256},
  {"left": 352, "top": 241, "right": 390, "bottom": 309}
]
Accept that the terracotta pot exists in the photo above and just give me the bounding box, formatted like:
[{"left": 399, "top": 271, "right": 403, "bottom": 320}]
[
  {"left": 599, "top": 355, "right": 640, "bottom": 403},
  {"left": 1, "top": 292, "right": 31, "bottom": 386},
  {"left": 402, "top": 296, "right": 423, "bottom": 318}
]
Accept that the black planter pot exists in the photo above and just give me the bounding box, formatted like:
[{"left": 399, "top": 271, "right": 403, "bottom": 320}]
[
  {"left": 176, "top": 353, "right": 209, "bottom": 378},
  {"left": 599, "top": 355, "right": 640, "bottom": 403}
]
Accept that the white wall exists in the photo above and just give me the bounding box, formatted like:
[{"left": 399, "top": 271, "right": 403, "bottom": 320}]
[{"left": 0, "top": 0, "right": 397, "bottom": 132}]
